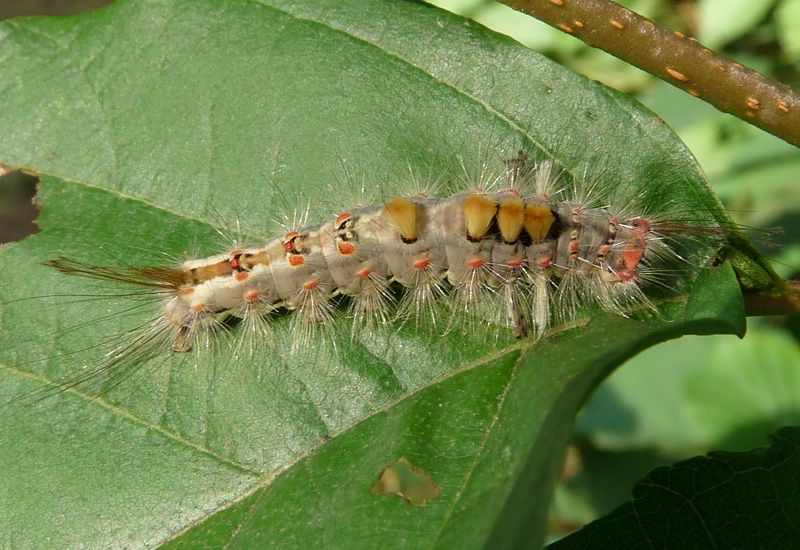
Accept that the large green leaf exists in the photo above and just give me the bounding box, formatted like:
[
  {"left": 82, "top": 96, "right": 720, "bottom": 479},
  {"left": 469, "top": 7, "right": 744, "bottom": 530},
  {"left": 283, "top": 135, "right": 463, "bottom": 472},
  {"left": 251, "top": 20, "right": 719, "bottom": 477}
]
[{"left": 0, "top": 0, "right": 763, "bottom": 547}]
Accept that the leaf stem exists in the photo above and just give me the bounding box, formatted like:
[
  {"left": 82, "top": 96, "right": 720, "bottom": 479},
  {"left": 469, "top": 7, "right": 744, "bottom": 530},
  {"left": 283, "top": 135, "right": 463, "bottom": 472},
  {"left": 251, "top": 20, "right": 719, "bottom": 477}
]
[
  {"left": 744, "top": 280, "right": 800, "bottom": 317},
  {"left": 498, "top": 0, "right": 800, "bottom": 147}
]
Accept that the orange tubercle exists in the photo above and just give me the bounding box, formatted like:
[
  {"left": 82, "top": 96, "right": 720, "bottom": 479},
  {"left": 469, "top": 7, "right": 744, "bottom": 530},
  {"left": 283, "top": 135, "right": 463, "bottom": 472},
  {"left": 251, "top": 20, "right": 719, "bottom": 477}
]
[
  {"left": 467, "top": 257, "right": 485, "bottom": 270},
  {"left": 245, "top": 289, "right": 260, "bottom": 302},
  {"left": 283, "top": 231, "right": 299, "bottom": 252},
  {"left": 338, "top": 242, "right": 356, "bottom": 255},
  {"left": 632, "top": 217, "right": 651, "bottom": 232},
  {"left": 623, "top": 249, "right": 644, "bottom": 268},
  {"left": 303, "top": 279, "right": 319, "bottom": 291},
  {"left": 356, "top": 267, "right": 372, "bottom": 279},
  {"left": 538, "top": 256, "right": 552, "bottom": 269},
  {"left": 289, "top": 255, "right": 305, "bottom": 267},
  {"left": 413, "top": 258, "right": 430, "bottom": 270}
]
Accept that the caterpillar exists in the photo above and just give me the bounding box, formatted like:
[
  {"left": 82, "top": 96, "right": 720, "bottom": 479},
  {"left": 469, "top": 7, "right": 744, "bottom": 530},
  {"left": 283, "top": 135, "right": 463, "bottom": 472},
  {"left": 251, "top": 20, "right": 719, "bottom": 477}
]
[{"left": 10, "top": 148, "right": 726, "bottom": 402}]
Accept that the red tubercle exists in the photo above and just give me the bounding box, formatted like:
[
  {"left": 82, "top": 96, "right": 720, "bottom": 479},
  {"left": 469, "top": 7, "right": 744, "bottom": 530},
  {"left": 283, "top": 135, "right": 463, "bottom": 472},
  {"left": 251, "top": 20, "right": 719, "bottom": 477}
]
[
  {"left": 303, "top": 279, "right": 319, "bottom": 291},
  {"left": 284, "top": 231, "right": 299, "bottom": 252},
  {"left": 356, "top": 267, "right": 372, "bottom": 279},
  {"left": 289, "top": 255, "right": 305, "bottom": 267},
  {"left": 413, "top": 258, "right": 430, "bottom": 270},
  {"left": 467, "top": 257, "right": 485, "bottom": 270},
  {"left": 245, "top": 289, "right": 259, "bottom": 302},
  {"left": 235, "top": 272, "right": 249, "bottom": 282},
  {"left": 631, "top": 217, "right": 652, "bottom": 233},
  {"left": 538, "top": 256, "right": 552, "bottom": 269},
  {"left": 507, "top": 257, "right": 524, "bottom": 267},
  {"left": 623, "top": 249, "right": 644, "bottom": 269},
  {"left": 338, "top": 242, "right": 356, "bottom": 255},
  {"left": 336, "top": 212, "right": 351, "bottom": 225}
]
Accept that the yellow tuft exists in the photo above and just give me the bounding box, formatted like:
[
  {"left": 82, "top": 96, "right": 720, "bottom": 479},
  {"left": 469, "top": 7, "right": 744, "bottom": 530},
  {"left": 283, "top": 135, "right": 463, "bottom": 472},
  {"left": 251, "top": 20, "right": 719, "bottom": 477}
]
[
  {"left": 524, "top": 202, "right": 555, "bottom": 244},
  {"left": 384, "top": 197, "right": 419, "bottom": 242},
  {"left": 462, "top": 193, "right": 497, "bottom": 240},
  {"left": 497, "top": 198, "right": 525, "bottom": 243}
]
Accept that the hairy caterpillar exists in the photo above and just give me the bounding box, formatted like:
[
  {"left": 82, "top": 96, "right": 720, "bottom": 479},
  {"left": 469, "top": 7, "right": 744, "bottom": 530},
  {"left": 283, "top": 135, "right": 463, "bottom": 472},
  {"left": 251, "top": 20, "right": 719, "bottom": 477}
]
[
  {"left": 0, "top": 100, "right": 760, "bottom": 550},
  {"left": 2, "top": 148, "right": 734, "bottom": 402}
]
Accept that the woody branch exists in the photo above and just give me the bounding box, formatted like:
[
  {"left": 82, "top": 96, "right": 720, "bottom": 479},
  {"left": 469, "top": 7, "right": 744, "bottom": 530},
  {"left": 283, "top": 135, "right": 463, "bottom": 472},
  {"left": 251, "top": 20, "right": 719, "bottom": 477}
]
[{"left": 498, "top": 0, "right": 800, "bottom": 148}]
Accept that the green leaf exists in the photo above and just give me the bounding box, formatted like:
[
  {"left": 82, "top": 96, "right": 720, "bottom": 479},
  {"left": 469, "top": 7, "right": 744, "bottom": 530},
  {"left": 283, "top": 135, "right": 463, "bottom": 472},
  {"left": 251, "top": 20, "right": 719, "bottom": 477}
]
[
  {"left": 697, "top": 0, "right": 778, "bottom": 49},
  {"left": 550, "top": 427, "right": 800, "bottom": 549},
  {"left": 776, "top": 0, "right": 800, "bottom": 62},
  {"left": 578, "top": 326, "right": 800, "bottom": 452},
  {"left": 0, "top": 0, "right": 764, "bottom": 547}
]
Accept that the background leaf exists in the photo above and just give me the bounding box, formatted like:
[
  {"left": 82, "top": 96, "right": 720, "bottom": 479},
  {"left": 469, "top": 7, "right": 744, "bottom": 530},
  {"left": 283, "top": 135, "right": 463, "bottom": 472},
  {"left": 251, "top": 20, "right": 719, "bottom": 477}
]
[
  {"left": 550, "top": 427, "right": 800, "bottom": 549},
  {"left": 0, "top": 0, "right": 763, "bottom": 547},
  {"left": 777, "top": 0, "right": 800, "bottom": 63},
  {"left": 697, "top": 0, "right": 777, "bottom": 49}
]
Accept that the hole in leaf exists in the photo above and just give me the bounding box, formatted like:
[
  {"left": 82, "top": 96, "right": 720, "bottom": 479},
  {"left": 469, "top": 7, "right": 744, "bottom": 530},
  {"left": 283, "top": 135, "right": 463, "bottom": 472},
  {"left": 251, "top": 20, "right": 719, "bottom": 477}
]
[
  {"left": 369, "top": 457, "right": 440, "bottom": 507},
  {"left": 0, "top": 167, "right": 39, "bottom": 244}
]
